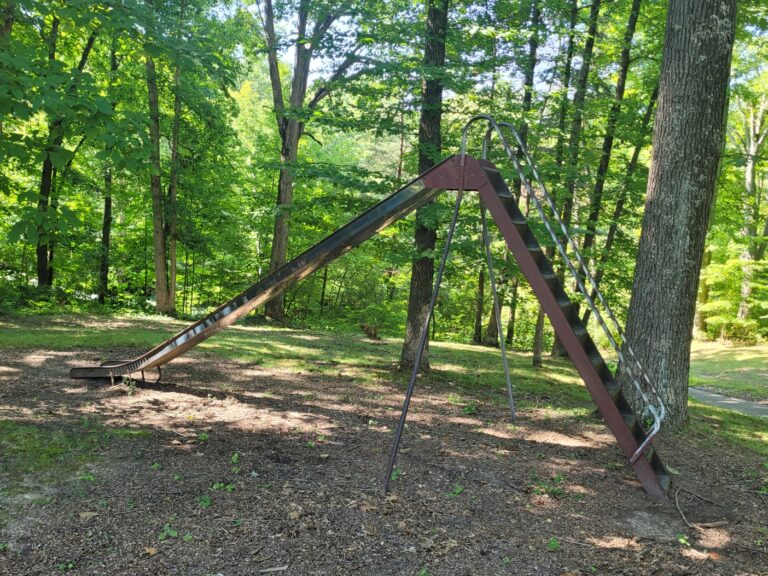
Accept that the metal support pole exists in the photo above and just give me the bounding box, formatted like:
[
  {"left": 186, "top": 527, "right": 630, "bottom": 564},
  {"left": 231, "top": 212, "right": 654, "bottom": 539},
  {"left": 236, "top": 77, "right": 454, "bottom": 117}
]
[
  {"left": 480, "top": 203, "right": 516, "bottom": 420},
  {"left": 383, "top": 189, "right": 465, "bottom": 494}
]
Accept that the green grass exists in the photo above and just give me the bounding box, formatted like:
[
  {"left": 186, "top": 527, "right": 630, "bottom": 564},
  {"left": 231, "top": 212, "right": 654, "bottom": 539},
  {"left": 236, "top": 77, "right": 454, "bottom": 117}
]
[
  {"left": 689, "top": 341, "right": 768, "bottom": 401},
  {"left": 0, "top": 417, "right": 153, "bottom": 508},
  {"left": 688, "top": 401, "right": 768, "bottom": 457},
  {"left": 0, "top": 313, "right": 764, "bottom": 459}
]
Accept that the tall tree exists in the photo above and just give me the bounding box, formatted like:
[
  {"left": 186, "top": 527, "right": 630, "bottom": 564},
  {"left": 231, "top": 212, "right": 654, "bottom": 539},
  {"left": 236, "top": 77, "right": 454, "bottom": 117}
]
[
  {"left": 98, "top": 39, "right": 119, "bottom": 303},
  {"left": 580, "top": 0, "right": 642, "bottom": 258},
  {"left": 399, "top": 0, "right": 449, "bottom": 371},
  {"left": 485, "top": 0, "right": 540, "bottom": 347},
  {"left": 36, "top": 19, "right": 97, "bottom": 287},
  {"left": 257, "top": 0, "right": 372, "bottom": 321},
  {"left": 620, "top": 0, "right": 737, "bottom": 432},
  {"left": 731, "top": 95, "right": 768, "bottom": 319}
]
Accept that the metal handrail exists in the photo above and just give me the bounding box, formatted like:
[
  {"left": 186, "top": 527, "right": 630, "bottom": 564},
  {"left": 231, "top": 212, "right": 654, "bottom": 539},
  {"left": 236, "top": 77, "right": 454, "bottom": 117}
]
[{"left": 465, "top": 115, "right": 665, "bottom": 462}]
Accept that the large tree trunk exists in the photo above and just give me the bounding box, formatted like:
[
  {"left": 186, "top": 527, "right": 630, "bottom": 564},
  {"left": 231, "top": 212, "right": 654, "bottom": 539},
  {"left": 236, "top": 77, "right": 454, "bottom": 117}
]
[
  {"left": 620, "top": 0, "right": 736, "bottom": 433},
  {"left": 146, "top": 54, "right": 174, "bottom": 314},
  {"left": 580, "top": 0, "right": 641, "bottom": 257},
  {"left": 399, "top": 0, "right": 449, "bottom": 371}
]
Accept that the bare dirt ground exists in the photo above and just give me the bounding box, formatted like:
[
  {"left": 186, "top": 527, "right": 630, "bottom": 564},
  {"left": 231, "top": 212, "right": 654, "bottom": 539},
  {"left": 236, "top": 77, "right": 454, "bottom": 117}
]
[{"left": 1, "top": 344, "right": 767, "bottom": 575}]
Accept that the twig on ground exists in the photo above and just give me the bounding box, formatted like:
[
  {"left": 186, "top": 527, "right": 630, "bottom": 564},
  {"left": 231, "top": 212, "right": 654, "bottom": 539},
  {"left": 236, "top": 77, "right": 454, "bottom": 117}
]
[
  {"left": 675, "top": 488, "right": 694, "bottom": 528},
  {"left": 679, "top": 486, "right": 722, "bottom": 507},
  {"left": 559, "top": 537, "right": 591, "bottom": 547},
  {"left": 259, "top": 566, "right": 289, "bottom": 573}
]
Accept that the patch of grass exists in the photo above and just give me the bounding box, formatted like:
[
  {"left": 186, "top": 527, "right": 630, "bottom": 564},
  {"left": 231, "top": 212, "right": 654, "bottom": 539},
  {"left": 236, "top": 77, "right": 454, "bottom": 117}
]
[
  {"left": 0, "top": 420, "right": 101, "bottom": 479},
  {"left": 689, "top": 341, "right": 768, "bottom": 401},
  {"left": 530, "top": 471, "right": 568, "bottom": 498},
  {"left": 689, "top": 401, "right": 768, "bottom": 457}
]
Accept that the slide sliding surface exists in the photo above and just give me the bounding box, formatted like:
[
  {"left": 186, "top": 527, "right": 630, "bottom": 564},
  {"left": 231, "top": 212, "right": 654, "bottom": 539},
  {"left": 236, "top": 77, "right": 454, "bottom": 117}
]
[{"left": 70, "top": 155, "right": 483, "bottom": 379}]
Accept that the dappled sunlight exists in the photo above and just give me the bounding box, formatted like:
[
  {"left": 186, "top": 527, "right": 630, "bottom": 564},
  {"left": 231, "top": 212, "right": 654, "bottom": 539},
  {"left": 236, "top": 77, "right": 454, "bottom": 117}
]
[
  {"left": 61, "top": 385, "right": 89, "bottom": 395},
  {"left": 526, "top": 429, "right": 600, "bottom": 449},
  {"left": 586, "top": 536, "right": 641, "bottom": 550},
  {"left": 697, "top": 528, "right": 731, "bottom": 549},
  {"left": 473, "top": 426, "right": 516, "bottom": 440}
]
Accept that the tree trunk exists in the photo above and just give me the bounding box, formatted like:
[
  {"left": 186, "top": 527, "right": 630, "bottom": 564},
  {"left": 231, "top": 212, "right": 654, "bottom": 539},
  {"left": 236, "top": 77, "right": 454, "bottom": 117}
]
[
  {"left": 0, "top": 2, "right": 12, "bottom": 38},
  {"left": 552, "top": 0, "right": 578, "bottom": 172},
  {"left": 505, "top": 274, "right": 519, "bottom": 347},
  {"left": 474, "top": 265, "right": 485, "bottom": 344},
  {"left": 98, "top": 40, "right": 119, "bottom": 304},
  {"left": 552, "top": 0, "right": 601, "bottom": 357},
  {"left": 532, "top": 307, "right": 545, "bottom": 368},
  {"left": 263, "top": 0, "right": 313, "bottom": 321},
  {"left": 735, "top": 96, "right": 767, "bottom": 319},
  {"left": 619, "top": 0, "right": 736, "bottom": 433},
  {"left": 513, "top": 0, "right": 541, "bottom": 195},
  {"left": 581, "top": 0, "right": 642, "bottom": 258},
  {"left": 167, "top": 62, "right": 183, "bottom": 311},
  {"left": 319, "top": 266, "right": 328, "bottom": 310},
  {"left": 581, "top": 85, "right": 659, "bottom": 325},
  {"left": 694, "top": 249, "right": 711, "bottom": 333},
  {"left": 36, "top": 24, "right": 98, "bottom": 288},
  {"left": 399, "top": 0, "right": 449, "bottom": 371},
  {"left": 146, "top": 54, "right": 173, "bottom": 314},
  {"left": 36, "top": 16, "right": 59, "bottom": 288}
]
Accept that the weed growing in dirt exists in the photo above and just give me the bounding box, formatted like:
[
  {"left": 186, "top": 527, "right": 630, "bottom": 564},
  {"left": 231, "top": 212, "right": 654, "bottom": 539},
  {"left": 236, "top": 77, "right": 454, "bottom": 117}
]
[
  {"left": 546, "top": 537, "right": 560, "bottom": 551},
  {"left": 230, "top": 452, "right": 241, "bottom": 474},
  {"left": 676, "top": 533, "right": 691, "bottom": 547},
  {"left": 530, "top": 471, "right": 567, "bottom": 498},
  {"left": 183, "top": 532, "right": 194, "bottom": 542},
  {"left": 198, "top": 495, "right": 212, "bottom": 509},
  {"left": 56, "top": 560, "right": 76, "bottom": 571},
  {"left": 390, "top": 467, "right": 403, "bottom": 481},
  {"left": 150, "top": 462, "right": 162, "bottom": 470},
  {"left": 447, "top": 483, "right": 465, "bottom": 497},
  {"left": 158, "top": 523, "right": 179, "bottom": 541}
]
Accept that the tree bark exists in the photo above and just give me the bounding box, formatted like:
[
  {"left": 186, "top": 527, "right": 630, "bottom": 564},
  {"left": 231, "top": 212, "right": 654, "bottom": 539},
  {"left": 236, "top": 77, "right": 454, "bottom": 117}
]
[
  {"left": 620, "top": 0, "right": 736, "bottom": 433},
  {"left": 581, "top": 0, "right": 642, "bottom": 258},
  {"left": 399, "top": 0, "right": 449, "bottom": 371}
]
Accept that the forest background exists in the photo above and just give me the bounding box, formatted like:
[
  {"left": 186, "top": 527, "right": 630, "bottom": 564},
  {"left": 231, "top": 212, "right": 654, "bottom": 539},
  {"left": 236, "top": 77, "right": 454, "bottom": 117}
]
[{"left": 1, "top": 0, "right": 767, "bottom": 361}]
